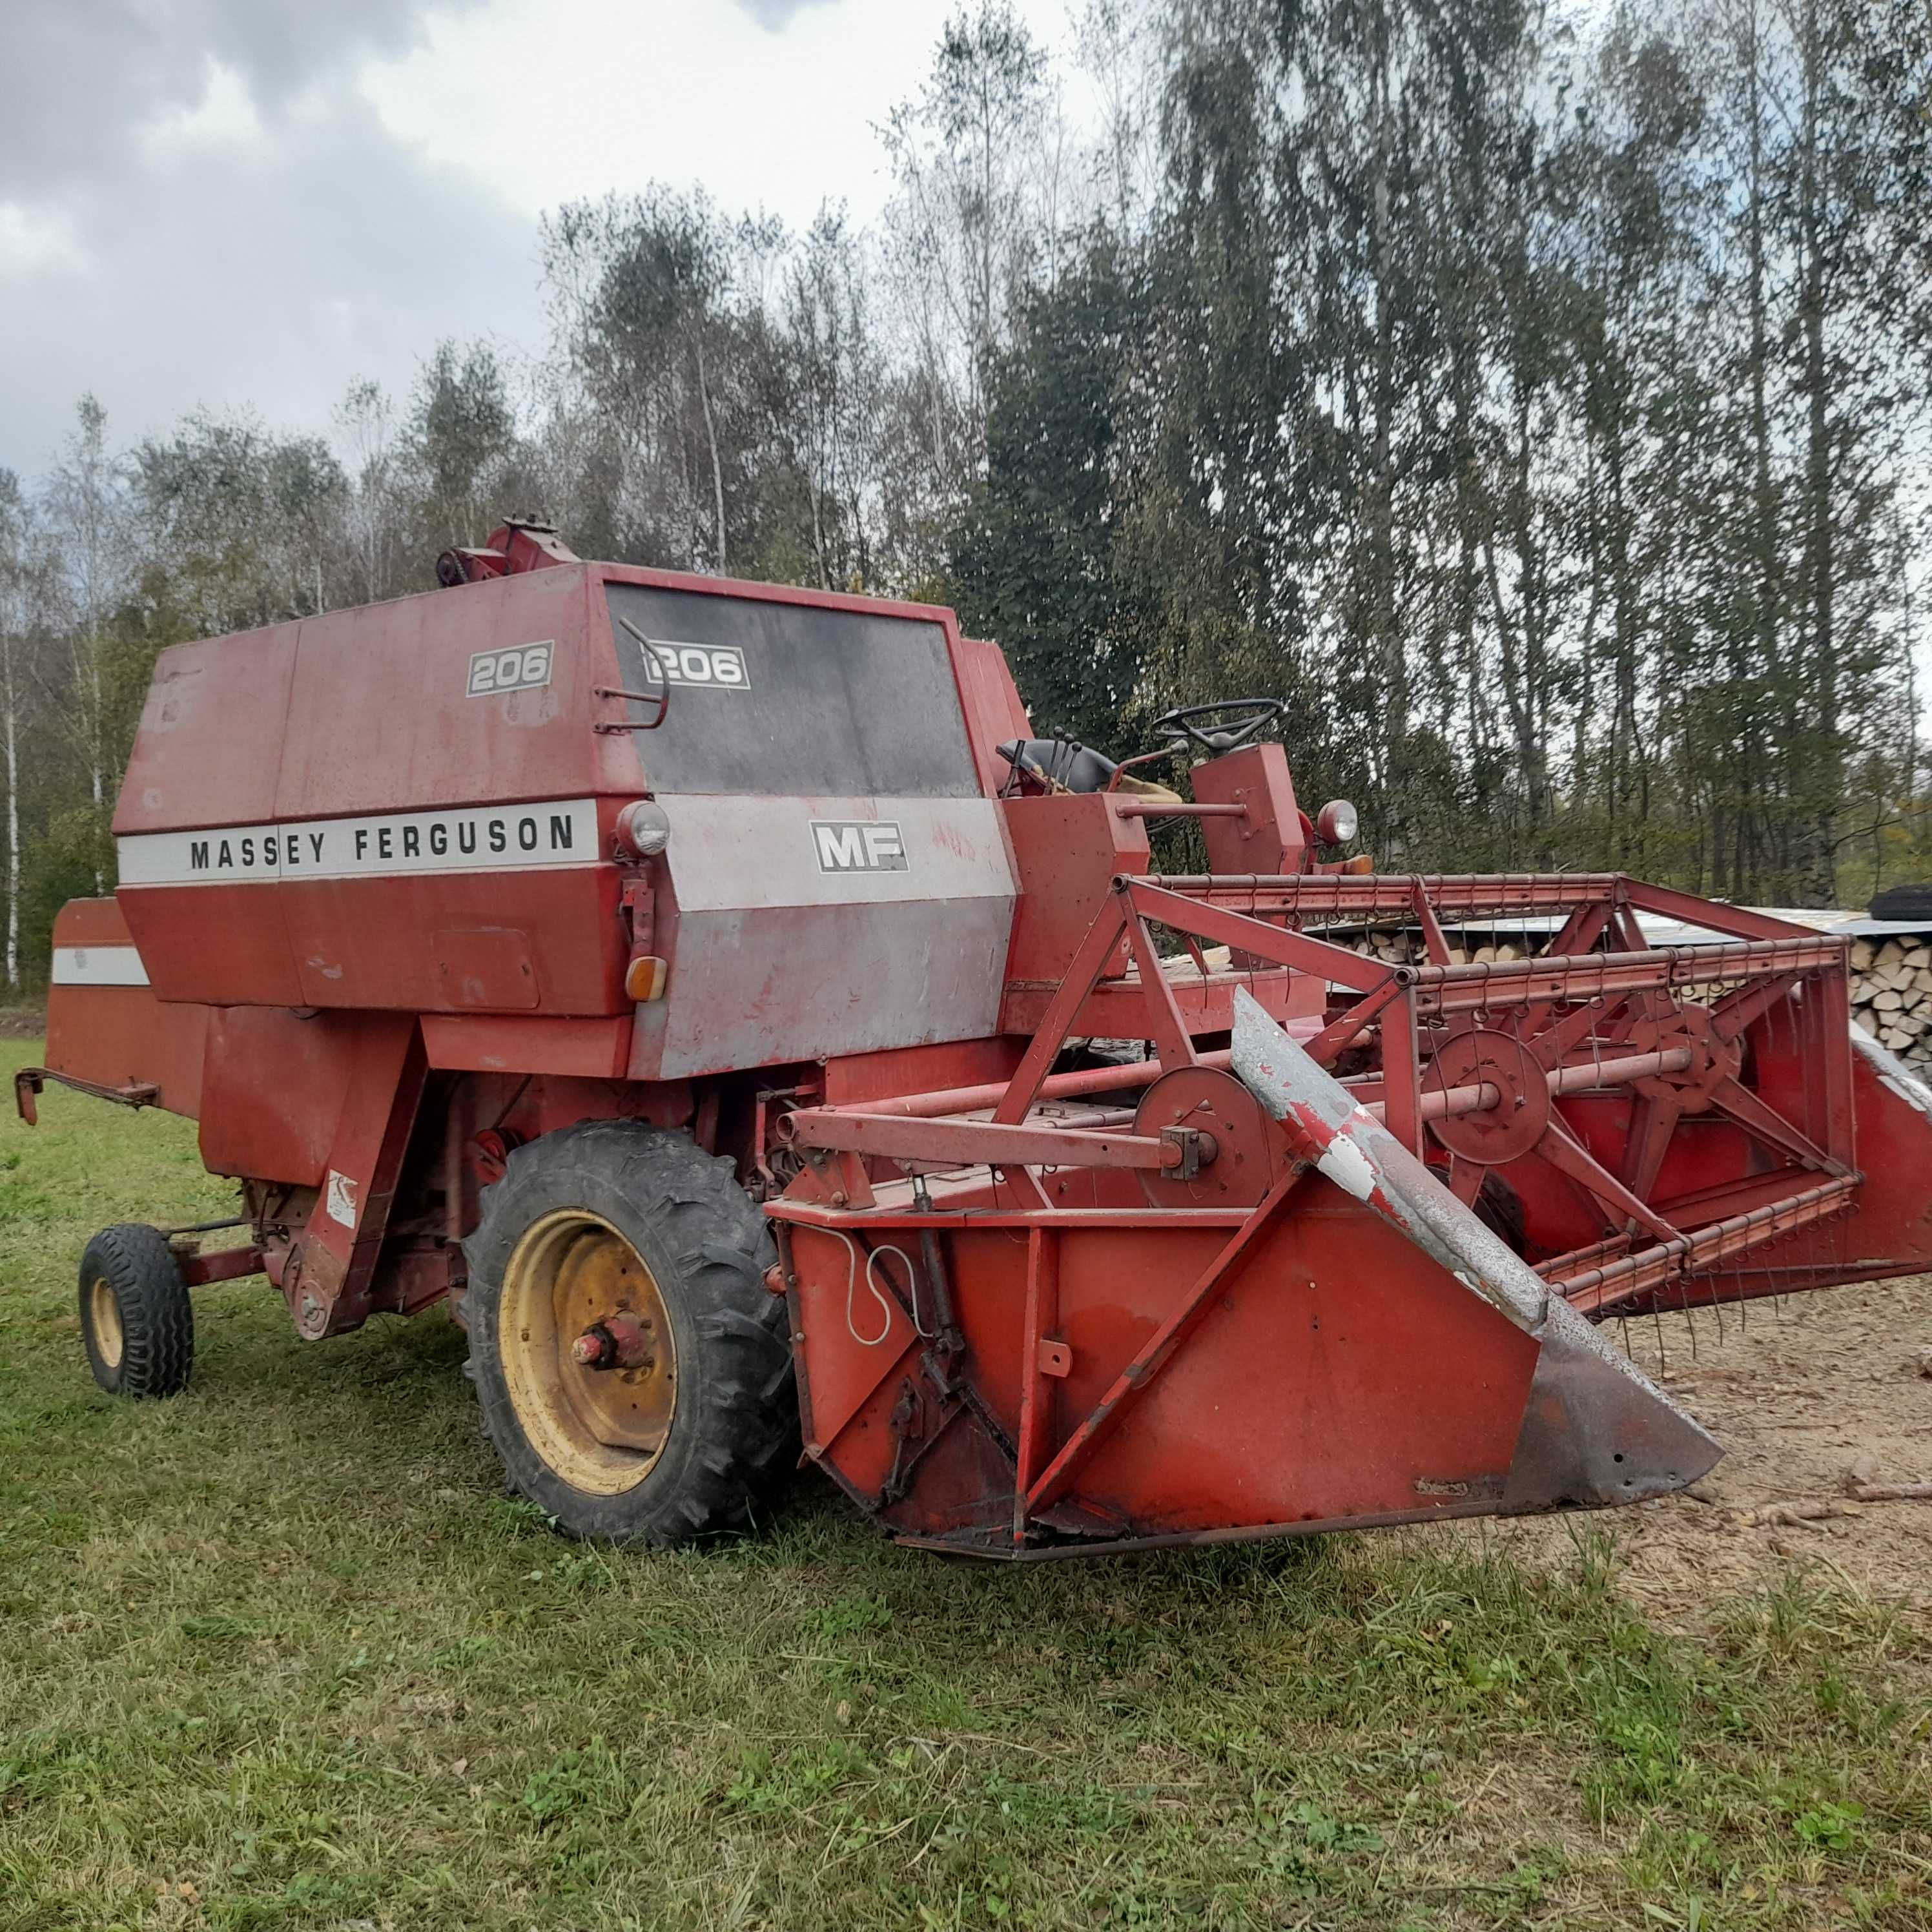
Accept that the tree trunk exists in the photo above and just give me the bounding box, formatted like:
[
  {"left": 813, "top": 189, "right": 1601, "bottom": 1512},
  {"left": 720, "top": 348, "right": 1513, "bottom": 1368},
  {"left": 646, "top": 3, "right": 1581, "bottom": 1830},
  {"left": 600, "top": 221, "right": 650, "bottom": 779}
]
[
  {"left": 1794, "top": 0, "right": 1838, "bottom": 905},
  {"left": 694, "top": 333, "right": 728, "bottom": 575},
  {"left": 1742, "top": 0, "right": 1780, "bottom": 901},
  {"left": 83, "top": 641, "right": 105, "bottom": 895},
  {"left": 2, "top": 635, "right": 16, "bottom": 990},
  {"left": 1367, "top": 20, "right": 1407, "bottom": 786}
]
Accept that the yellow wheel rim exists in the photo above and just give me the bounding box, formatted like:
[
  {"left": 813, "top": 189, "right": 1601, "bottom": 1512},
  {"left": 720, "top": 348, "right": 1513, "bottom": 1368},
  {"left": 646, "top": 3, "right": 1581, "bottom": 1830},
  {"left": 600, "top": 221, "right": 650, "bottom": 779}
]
[
  {"left": 89, "top": 1275, "right": 125, "bottom": 1373},
  {"left": 499, "top": 1209, "right": 677, "bottom": 1496}
]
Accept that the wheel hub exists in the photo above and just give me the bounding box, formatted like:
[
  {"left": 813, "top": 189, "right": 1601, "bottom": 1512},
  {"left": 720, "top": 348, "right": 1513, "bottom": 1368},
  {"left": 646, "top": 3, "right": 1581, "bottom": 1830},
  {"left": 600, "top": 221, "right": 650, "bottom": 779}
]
[
  {"left": 1625, "top": 1003, "right": 1740, "bottom": 1113},
  {"left": 499, "top": 1210, "right": 677, "bottom": 1495},
  {"left": 569, "top": 1311, "right": 657, "bottom": 1370},
  {"left": 88, "top": 1275, "right": 125, "bottom": 1372}
]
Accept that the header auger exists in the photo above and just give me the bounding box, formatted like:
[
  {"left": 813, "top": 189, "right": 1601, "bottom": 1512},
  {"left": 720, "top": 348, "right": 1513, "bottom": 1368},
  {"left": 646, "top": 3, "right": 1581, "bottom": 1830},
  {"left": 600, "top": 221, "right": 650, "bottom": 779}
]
[{"left": 25, "top": 522, "right": 1932, "bottom": 1556}]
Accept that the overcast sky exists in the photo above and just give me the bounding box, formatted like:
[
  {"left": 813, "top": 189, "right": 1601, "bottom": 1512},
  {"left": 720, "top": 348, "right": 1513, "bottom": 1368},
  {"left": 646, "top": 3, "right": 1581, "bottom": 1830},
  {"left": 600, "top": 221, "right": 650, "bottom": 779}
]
[{"left": 0, "top": 0, "right": 1085, "bottom": 480}]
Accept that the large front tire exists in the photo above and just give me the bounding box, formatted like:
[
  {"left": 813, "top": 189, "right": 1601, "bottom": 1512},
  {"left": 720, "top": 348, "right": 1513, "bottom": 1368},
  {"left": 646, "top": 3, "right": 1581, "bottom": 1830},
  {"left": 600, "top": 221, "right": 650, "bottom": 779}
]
[{"left": 462, "top": 1120, "right": 797, "bottom": 1546}]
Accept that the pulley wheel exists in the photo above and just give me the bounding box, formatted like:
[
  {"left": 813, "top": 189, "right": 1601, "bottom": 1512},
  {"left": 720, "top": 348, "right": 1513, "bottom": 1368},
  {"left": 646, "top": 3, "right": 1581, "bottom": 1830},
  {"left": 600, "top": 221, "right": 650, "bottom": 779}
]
[
  {"left": 1423, "top": 1027, "right": 1549, "bottom": 1167},
  {"left": 1134, "top": 1065, "right": 1281, "bottom": 1207}
]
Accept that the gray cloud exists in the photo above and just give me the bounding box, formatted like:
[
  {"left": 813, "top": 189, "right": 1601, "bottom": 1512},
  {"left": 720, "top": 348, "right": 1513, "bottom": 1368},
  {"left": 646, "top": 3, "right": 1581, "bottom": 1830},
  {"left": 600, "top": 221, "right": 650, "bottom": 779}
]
[
  {"left": 0, "top": 0, "right": 868, "bottom": 474},
  {"left": 0, "top": 1, "right": 482, "bottom": 197},
  {"left": 732, "top": 0, "right": 840, "bottom": 30},
  {"left": 0, "top": 1, "right": 536, "bottom": 473}
]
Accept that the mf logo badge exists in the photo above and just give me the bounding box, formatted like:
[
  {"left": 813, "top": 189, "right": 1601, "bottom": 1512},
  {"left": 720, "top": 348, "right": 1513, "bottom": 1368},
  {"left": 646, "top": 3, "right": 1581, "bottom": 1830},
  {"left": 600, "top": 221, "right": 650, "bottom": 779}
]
[
  {"left": 468, "top": 641, "right": 553, "bottom": 697},
  {"left": 812, "top": 820, "right": 908, "bottom": 873},
  {"left": 650, "top": 641, "right": 750, "bottom": 690}
]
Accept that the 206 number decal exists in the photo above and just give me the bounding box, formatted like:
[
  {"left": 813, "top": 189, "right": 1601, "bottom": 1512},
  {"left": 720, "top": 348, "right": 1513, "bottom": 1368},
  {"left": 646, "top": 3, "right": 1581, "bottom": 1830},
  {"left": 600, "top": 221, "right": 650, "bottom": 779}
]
[
  {"left": 648, "top": 642, "right": 751, "bottom": 690},
  {"left": 468, "top": 642, "right": 554, "bottom": 697}
]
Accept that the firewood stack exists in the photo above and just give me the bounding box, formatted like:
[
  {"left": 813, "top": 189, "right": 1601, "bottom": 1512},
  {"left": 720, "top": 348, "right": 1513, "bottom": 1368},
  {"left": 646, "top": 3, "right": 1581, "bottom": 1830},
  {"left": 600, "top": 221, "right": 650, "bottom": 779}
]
[
  {"left": 1342, "top": 930, "right": 1514, "bottom": 969},
  {"left": 1850, "top": 937, "right": 1932, "bottom": 1071}
]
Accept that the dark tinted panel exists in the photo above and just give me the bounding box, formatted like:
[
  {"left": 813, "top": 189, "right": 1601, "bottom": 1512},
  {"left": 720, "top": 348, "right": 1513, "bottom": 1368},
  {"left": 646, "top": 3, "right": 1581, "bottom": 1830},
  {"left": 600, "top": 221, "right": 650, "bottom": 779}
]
[{"left": 606, "top": 583, "right": 980, "bottom": 798}]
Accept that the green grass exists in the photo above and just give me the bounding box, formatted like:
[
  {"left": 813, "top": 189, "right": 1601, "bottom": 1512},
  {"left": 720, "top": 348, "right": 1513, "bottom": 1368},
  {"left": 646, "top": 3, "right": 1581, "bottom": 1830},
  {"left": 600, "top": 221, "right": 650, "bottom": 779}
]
[{"left": 3, "top": 1036, "right": 1930, "bottom": 1929}]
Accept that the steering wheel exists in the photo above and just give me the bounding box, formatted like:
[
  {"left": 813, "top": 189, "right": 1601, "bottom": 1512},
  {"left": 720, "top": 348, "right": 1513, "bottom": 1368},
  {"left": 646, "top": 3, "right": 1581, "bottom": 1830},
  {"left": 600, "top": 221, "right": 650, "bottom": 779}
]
[{"left": 1151, "top": 699, "right": 1286, "bottom": 757}]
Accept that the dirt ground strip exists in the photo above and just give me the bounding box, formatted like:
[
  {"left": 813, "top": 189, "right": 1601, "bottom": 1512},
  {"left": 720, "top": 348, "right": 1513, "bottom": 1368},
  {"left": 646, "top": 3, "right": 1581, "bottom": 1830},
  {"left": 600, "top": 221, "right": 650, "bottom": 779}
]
[{"left": 1432, "top": 1273, "right": 1932, "bottom": 1623}]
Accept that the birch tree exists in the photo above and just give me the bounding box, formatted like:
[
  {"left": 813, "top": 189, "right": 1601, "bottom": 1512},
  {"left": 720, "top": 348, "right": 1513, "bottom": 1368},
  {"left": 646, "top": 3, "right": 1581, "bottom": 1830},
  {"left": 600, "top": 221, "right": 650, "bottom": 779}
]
[
  {"left": 542, "top": 191, "right": 748, "bottom": 571},
  {"left": 879, "top": 2, "right": 1065, "bottom": 498},
  {"left": 41, "top": 396, "right": 128, "bottom": 884},
  {"left": 0, "top": 469, "right": 36, "bottom": 988}
]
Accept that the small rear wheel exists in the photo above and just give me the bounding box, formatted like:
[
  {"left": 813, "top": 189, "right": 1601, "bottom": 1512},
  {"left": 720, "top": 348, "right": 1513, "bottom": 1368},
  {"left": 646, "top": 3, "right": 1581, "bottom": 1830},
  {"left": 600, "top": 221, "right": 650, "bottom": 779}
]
[
  {"left": 79, "top": 1224, "right": 194, "bottom": 1397},
  {"left": 462, "top": 1120, "right": 797, "bottom": 1546}
]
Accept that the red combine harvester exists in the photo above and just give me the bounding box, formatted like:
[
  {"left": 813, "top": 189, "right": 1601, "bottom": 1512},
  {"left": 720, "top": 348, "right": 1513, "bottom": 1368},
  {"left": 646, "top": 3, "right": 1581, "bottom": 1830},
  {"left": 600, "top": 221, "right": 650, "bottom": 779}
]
[{"left": 25, "top": 520, "right": 1932, "bottom": 1556}]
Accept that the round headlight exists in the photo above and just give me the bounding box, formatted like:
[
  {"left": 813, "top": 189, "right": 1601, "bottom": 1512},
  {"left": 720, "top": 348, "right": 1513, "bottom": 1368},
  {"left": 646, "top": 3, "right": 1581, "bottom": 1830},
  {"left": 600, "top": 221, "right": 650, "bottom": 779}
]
[
  {"left": 1315, "top": 799, "right": 1359, "bottom": 846},
  {"left": 615, "top": 799, "right": 671, "bottom": 859}
]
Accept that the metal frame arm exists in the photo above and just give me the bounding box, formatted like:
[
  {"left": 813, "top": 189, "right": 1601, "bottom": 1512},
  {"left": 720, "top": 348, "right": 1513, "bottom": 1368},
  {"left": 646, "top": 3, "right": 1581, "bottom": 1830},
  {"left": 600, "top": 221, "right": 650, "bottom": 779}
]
[{"left": 15, "top": 1067, "right": 159, "bottom": 1126}]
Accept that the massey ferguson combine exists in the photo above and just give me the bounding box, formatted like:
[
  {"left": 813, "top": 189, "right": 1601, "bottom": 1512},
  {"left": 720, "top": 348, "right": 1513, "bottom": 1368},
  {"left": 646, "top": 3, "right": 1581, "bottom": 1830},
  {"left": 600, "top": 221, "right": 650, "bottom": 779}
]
[{"left": 24, "top": 520, "right": 1932, "bottom": 1556}]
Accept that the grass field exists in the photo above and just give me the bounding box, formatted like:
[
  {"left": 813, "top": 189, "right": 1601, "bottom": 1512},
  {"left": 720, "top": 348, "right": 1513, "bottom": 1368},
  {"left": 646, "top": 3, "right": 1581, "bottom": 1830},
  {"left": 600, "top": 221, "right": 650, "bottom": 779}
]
[{"left": 3, "top": 1034, "right": 1929, "bottom": 1930}]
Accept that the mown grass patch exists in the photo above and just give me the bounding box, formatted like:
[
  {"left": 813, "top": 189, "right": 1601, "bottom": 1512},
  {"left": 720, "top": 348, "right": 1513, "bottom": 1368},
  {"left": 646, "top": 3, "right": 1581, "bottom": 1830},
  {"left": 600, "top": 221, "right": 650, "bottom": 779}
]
[{"left": 2, "top": 1036, "right": 1929, "bottom": 1928}]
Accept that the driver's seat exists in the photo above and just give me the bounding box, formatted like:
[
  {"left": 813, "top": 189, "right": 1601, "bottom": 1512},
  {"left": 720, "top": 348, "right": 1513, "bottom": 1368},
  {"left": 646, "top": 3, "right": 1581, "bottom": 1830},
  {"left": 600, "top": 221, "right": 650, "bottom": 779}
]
[
  {"left": 995, "top": 737, "right": 1184, "bottom": 803},
  {"left": 996, "top": 737, "right": 1117, "bottom": 794}
]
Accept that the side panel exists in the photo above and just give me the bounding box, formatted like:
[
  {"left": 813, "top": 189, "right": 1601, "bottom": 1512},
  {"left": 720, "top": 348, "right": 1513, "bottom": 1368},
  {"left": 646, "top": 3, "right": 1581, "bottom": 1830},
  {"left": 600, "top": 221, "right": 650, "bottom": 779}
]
[
  {"left": 1193, "top": 743, "right": 1305, "bottom": 876},
  {"left": 200, "top": 1008, "right": 364, "bottom": 1184},
  {"left": 272, "top": 859, "right": 623, "bottom": 1015},
  {"left": 822, "top": 1036, "right": 1025, "bottom": 1107},
  {"left": 787, "top": 1200, "right": 1543, "bottom": 1534},
  {"left": 116, "top": 623, "right": 298, "bottom": 838},
  {"left": 273, "top": 568, "right": 604, "bottom": 817},
  {"left": 630, "top": 793, "right": 1016, "bottom": 1078},
  {"left": 422, "top": 1013, "right": 634, "bottom": 1078},
  {"left": 43, "top": 899, "right": 207, "bottom": 1118},
  {"left": 108, "top": 564, "right": 1029, "bottom": 1038},
  {"left": 196, "top": 1007, "right": 427, "bottom": 1338},
  {"left": 952, "top": 635, "right": 1033, "bottom": 797},
  {"left": 1067, "top": 1202, "right": 1539, "bottom": 1530},
  {"left": 998, "top": 792, "right": 1149, "bottom": 994},
  {"left": 115, "top": 621, "right": 307, "bottom": 1005},
  {"left": 112, "top": 568, "right": 637, "bottom": 1014},
  {"left": 118, "top": 801, "right": 626, "bottom": 1015},
  {"left": 119, "top": 878, "right": 307, "bottom": 1007}
]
